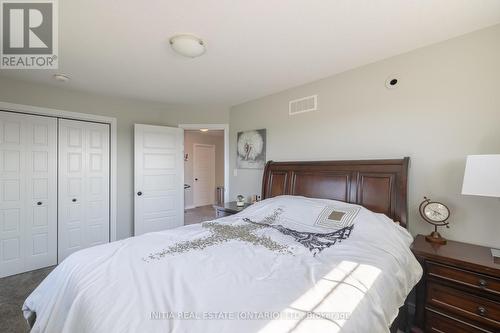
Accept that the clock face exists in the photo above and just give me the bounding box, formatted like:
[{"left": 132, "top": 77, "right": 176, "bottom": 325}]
[{"left": 424, "top": 202, "right": 450, "bottom": 222}]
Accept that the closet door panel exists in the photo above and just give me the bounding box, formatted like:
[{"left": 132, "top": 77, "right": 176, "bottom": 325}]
[
  {"left": 0, "top": 113, "right": 26, "bottom": 277},
  {"left": 85, "top": 123, "right": 109, "bottom": 247},
  {"left": 0, "top": 112, "right": 57, "bottom": 278},
  {"left": 58, "top": 123, "right": 85, "bottom": 260},
  {"left": 58, "top": 120, "right": 109, "bottom": 262},
  {"left": 24, "top": 116, "right": 57, "bottom": 271}
]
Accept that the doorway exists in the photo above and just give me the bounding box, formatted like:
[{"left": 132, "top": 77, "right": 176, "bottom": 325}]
[{"left": 181, "top": 126, "right": 227, "bottom": 225}]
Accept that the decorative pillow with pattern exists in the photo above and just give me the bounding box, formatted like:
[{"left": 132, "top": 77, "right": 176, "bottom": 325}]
[{"left": 239, "top": 195, "right": 360, "bottom": 234}]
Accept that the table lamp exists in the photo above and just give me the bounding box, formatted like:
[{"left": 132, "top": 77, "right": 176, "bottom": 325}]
[{"left": 461, "top": 155, "right": 500, "bottom": 260}]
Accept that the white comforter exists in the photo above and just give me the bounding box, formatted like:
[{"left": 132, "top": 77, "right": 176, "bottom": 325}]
[{"left": 23, "top": 196, "right": 422, "bottom": 333}]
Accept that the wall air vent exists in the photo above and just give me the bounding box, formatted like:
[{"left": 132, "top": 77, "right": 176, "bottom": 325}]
[{"left": 289, "top": 95, "right": 318, "bottom": 116}]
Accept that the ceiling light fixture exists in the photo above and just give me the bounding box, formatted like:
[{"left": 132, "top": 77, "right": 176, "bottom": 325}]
[
  {"left": 169, "top": 34, "right": 206, "bottom": 58},
  {"left": 200, "top": 129, "right": 209, "bottom": 132},
  {"left": 53, "top": 73, "right": 70, "bottom": 83}
]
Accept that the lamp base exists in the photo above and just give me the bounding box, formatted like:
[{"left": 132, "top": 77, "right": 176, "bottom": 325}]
[{"left": 425, "top": 231, "right": 447, "bottom": 245}]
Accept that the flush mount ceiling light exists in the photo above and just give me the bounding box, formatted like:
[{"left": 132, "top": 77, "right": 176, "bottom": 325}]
[
  {"left": 200, "top": 128, "right": 209, "bottom": 132},
  {"left": 169, "top": 34, "right": 206, "bottom": 58},
  {"left": 53, "top": 73, "right": 70, "bottom": 83}
]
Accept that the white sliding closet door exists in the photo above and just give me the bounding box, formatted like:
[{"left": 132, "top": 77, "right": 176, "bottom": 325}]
[
  {"left": 58, "top": 119, "right": 110, "bottom": 262},
  {"left": 0, "top": 112, "right": 57, "bottom": 278},
  {"left": 134, "top": 124, "right": 184, "bottom": 235}
]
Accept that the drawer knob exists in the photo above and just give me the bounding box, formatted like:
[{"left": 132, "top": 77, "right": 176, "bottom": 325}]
[
  {"left": 478, "top": 279, "right": 487, "bottom": 288},
  {"left": 477, "top": 306, "right": 487, "bottom": 317}
]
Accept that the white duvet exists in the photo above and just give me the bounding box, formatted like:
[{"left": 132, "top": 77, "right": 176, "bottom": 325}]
[{"left": 23, "top": 196, "right": 422, "bottom": 333}]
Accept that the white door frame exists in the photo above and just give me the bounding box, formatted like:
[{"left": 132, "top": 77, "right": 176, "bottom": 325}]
[
  {"left": 0, "top": 101, "right": 118, "bottom": 241},
  {"left": 179, "top": 124, "right": 229, "bottom": 203},
  {"left": 192, "top": 143, "right": 215, "bottom": 207}
]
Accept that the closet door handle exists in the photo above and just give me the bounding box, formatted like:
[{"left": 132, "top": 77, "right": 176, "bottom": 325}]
[
  {"left": 72, "top": 198, "right": 77, "bottom": 202},
  {"left": 37, "top": 202, "right": 42, "bottom": 206},
  {"left": 137, "top": 191, "right": 142, "bottom": 196}
]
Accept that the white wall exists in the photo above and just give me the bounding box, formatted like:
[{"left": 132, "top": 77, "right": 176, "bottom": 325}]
[
  {"left": 229, "top": 24, "right": 500, "bottom": 248},
  {"left": 184, "top": 131, "right": 225, "bottom": 208},
  {"left": 0, "top": 77, "right": 229, "bottom": 239}
]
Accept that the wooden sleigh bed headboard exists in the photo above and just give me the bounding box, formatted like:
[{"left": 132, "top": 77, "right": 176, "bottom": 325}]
[{"left": 261, "top": 158, "right": 410, "bottom": 228}]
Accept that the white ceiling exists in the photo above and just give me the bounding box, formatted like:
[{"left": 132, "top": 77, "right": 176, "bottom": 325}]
[{"left": 1, "top": 0, "right": 500, "bottom": 106}]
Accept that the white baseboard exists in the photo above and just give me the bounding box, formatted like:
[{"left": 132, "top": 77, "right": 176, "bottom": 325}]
[{"left": 184, "top": 205, "right": 196, "bottom": 210}]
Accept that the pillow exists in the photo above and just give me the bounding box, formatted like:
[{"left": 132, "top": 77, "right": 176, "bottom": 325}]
[{"left": 239, "top": 195, "right": 360, "bottom": 233}]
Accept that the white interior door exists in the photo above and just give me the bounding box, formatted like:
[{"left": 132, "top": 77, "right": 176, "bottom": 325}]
[
  {"left": 134, "top": 124, "right": 184, "bottom": 235},
  {"left": 193, "top": 144, "right": 215, "bottom": 207},
  {"left": 0, "top": 112, "right": 57, "bottom": 278},
  {"left": 58, "top": 119, "right": 110, "bottom": 262}
]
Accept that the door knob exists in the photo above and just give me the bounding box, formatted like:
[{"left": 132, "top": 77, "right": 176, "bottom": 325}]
[
  {"left": 137, "top": 191, "right": 142, "bottom": 196},
  {"left": 72, "top": 198, "right": 77, "bottom": 202},
  {"left": 37, "top": 202, "right": 42, "bottom": 206}
]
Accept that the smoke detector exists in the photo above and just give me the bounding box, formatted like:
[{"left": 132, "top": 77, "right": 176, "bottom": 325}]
[
  {"left": 53, "top": 74, "right": 70, "bottom": 82},
  {"left": 385, "top": 75, "right": 400, "bottom": 89}
]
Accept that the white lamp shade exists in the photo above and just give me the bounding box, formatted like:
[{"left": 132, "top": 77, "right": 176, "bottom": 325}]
[{"left": 462, "top": 155, "right": 500, "bottom": 197}]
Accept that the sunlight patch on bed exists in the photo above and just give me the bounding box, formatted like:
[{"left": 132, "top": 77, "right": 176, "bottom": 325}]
[{"left": 258, "top": 261, "right": 381, "bottom": 333}]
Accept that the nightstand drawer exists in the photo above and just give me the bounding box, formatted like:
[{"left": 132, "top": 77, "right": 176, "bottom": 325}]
[
  {"left": 425, "top": 309, "right": 494, "bottom": 333},
  {"left": 428, "top": 261, "right": 500, "bottom": 296},
  {"left": 427, "top": 281, "right": 500, "bottom": 330},
  {"left": 411, "top": 235, "right": 500, "bottom": 332}
]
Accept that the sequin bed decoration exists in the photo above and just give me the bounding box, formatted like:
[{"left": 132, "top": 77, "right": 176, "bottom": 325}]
[
  {"left": 143, "top": 208, "right": 353, "bottom": 261},
  {"left": 143, "top": 216, "right": 291, "bottom": 262},
  {"left": 244, "top": 217, "right": 354, "bottom": 256}
]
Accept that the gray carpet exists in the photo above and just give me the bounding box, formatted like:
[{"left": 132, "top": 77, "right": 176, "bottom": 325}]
[{"left": 0, "top": 266, "right": 54, "bottom": 333}]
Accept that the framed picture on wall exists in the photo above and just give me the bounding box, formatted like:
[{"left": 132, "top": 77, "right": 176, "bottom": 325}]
[{"left": 236, "top": 129, "right": 266, "bottom": 169}]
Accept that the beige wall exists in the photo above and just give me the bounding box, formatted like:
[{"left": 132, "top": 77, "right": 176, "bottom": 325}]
[
  {"left": 229, "top": 24, "right": 500, "bottom": 248},
  {"left": 0, "top": 77, "right": 229, "bottom": 239},
  {"left": 184, "top": 131, "right": 225, "bottom": 208}
]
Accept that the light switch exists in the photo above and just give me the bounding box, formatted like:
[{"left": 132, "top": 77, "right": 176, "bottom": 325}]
[{"left": 233, "top": 169, "right": 238, "bottom": 177}]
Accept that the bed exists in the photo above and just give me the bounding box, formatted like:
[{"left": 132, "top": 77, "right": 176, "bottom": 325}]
[{"left": 23, "top": 158, "right": 422, "bottom": 333}]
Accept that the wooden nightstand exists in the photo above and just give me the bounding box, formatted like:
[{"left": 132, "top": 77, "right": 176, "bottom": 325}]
[
  {"left": 411, "top": 234, "right": 500, "bottom": 333},
  {"left": 213, "top": 201, "right": 252, "bottom": 218}
]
